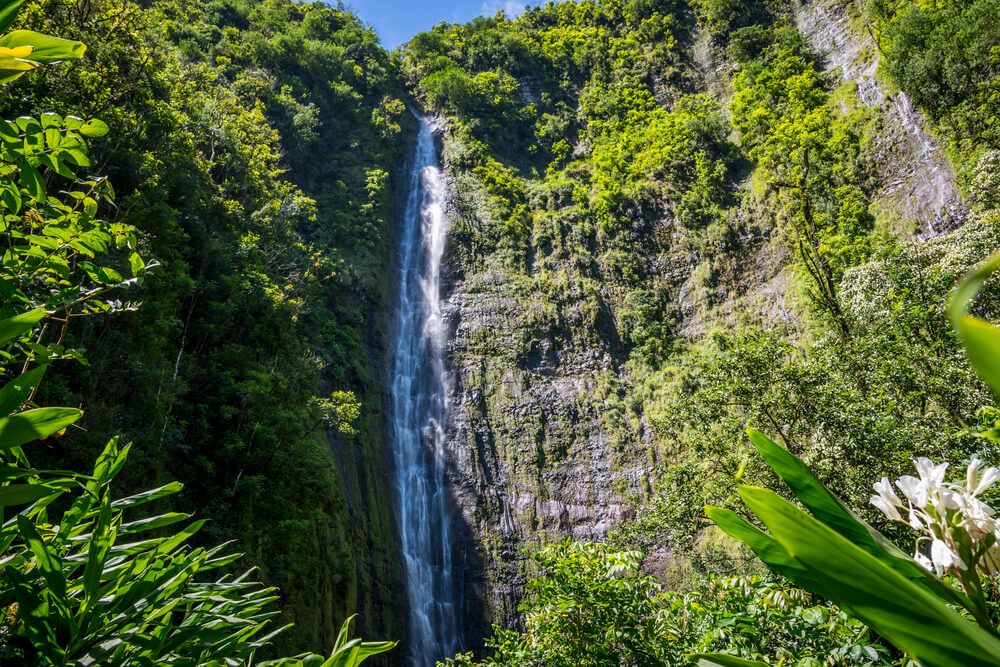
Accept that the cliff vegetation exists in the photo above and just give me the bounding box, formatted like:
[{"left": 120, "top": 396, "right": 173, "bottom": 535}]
[{"left": 0, "top": 0, "right": 999, "bottom": 665}]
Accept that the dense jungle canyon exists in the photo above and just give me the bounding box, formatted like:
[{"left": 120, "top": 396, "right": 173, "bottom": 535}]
[{"left": 0, "top": 0, "right": 999, "bottom": 664}]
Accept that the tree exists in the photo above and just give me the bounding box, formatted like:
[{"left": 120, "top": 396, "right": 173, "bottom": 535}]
[{"left": 0, "top": 3, "right": 395, "bottom": 662}]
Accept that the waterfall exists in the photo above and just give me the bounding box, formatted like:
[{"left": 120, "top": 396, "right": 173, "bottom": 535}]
[{"left": 389, "top": 113, "right": 462, "bottom": 666}]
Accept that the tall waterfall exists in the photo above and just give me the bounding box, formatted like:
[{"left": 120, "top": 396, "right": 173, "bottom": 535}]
[{"left": 389, "top": 114, "right": 462, "bottom": 666}]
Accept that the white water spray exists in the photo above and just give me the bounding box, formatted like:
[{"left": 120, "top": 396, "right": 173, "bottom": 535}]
[{"left": 389, "top": 114, "right": 462, "bottom": 666}]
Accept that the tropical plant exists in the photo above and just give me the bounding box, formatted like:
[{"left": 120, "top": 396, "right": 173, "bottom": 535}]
[
  {"left": 697, "top": 253, "right": 1000, "bottom": 666},
  {"left": 698, "top": 428, "right": 1000, "bottom": 667},
  {"left": 257, "top": 616, "right": 396, "bottom": 667},
  {"left": 870, "top": 456, "right": 1000, "bottom": 583},
  {"left": 0, "top": 431, "right": 282, "bottom": 664},
  {"left": 0, "top": 0, "right": 84, "bottom": 83},
  {"left": 0, "top": 6, "right": 396, "bottom": 662},
  {"left": 0, "top": 375, "right": 394, "bottom": 663}
]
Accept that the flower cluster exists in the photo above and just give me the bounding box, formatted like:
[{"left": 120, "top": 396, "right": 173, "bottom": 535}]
[{"left": 871, "top": 457, "right": 1000, "bottom": 577}]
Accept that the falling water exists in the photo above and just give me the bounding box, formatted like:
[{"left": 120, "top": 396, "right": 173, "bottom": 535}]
[{"left": 389, "top": 114, "right": 462, "bottom": 666}]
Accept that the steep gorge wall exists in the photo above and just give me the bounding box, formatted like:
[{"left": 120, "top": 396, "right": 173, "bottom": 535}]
[
  {"left": 438, "top": 165, "right": 650, "bottom": 632},
  {"left": 792, "top": 0, "right": 968, "bottom": 236},
  {"left": 408, "top": 0, "right": 974, "bottom": 644}
]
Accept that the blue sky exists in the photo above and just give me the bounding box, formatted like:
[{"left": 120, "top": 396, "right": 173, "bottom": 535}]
[{"left": 342, "top": 0, "right": 535, "bottom": 49}]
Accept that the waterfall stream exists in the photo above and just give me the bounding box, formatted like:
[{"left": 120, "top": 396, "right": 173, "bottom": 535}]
[{"left": 389, "top": 114, "right": 462, "bottom": 666}]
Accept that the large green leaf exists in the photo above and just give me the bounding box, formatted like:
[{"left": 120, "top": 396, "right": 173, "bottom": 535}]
[
  {"left": 56, "top": 438, "right": 124, "bottom": 544},
  {"left": 257, "top": 616, "right": 396, "bottom": 667},
  {"left": 322, "top": 616, "right": 396, "bottom": 667},
  {"left": 747, "top": 429, "right": 873, "bottom": 544},
  {"left": 705, "top": 506, "right": 819, "bottom": 589},
  {"left": 955, "top": 317, "right": 1000, "bottom": 397},
  {"left": 111, "top": 481, "right": 184, "bottom": 509},
  {"left": 18, "top": 513, "right": 66, "bottom": 599},
  {"left": 78, "top": 118, "right": 109, "bottom": 138},
  {"left": 118, "top": 511, "right": 190, "bottom": 535},
  {"left": 0, "top": 308, "right": 44, "bottom": 346},
  {"left": 338, "top": 640, "right": 397, "bottom": 666},
  {"left": 0, "top": 0, "right": 27, "bottom": 34},
  {"left": 739, "top": 485, "right": 1000, "bottom": 667},
  {"left": 0, "top": 29, "right": 85, "bottom": 62},
  {"left": 6, "top": 567, "right": 65, "bottom": 664},
  {"left": 746, "top": 429, "right": 971, "bottom": 609},
  {"left": 0, "top": 406, "right": 81, "bottom": 450},
  {"left": 18, "top": 158, "right": 44, "bottom": 199},
  {"left": 949, "top": 251, "right": 1000, "bottom": 396},
  {"left": 153, "top": 519, "right": 205, "bottom": 555},
  {"left": 0, "top": 482, "right": 58, "bottom": 505},
  {"left": 79, "top": 494, "right": 114, "bottom": 620},
  {"left": 0, "top": 364, "right": 45, "bottom": 417}
]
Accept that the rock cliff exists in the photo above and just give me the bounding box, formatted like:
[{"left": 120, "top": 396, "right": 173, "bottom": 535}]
[{"left": 406, "top": 0, "right": 972, "bottom": 646}]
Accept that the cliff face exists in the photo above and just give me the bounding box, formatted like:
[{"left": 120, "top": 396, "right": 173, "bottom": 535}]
[
  {"left": 403, "top": 0, "right": 975, "bottom": 645},
  {"left": 439, "top": 188, "right": 649, "bottom": 641},
  {"left": 438, "top": 166, "right": 650, "bottom": 633},
  {"left": 793, "top": 0, "right": 968, "bottom": 237}
]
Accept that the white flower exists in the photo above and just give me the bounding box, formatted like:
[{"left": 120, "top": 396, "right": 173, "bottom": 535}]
[
  {"left": 960, "top": 496, "right": 998, "bottom": 539},
  {"left": 967, "top": 457, "right": 1000, "bottom": 497},
  {"left": 895, "top": 475, "right": 923, "bottom": 504},
  {"left": 914, "top": 550, "right": 934, "bottom": 572},
  {"left": 871, "top": 477, "right": 904, "bottom": 521},
  {"left": 982, "top": 543, "right": 1000, "bottom": 576},
  {"left": 878, "top": 456, "right": 1000, "bottom": 581},
  {"left": 930, "top": 486, "right": 961, "bottom": 516},
  {"left": 915, "top": 457, "right": 949, "bottom": 485},
  {"left": 871, "top": 493, "right": 902, "bottom": 521},
  {"left": 873, "top": 477, "right": 901, "bottom": 506},
  {"left": 930, "top": 538, "right": 966, "bottom": 574}
]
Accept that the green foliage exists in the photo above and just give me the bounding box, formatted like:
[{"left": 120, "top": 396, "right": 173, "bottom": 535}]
[
  {"left": 1, "top": 0, "right": 411, "bottom": 649},
  {"left": 0, "top": 1, "right": 406, "bottom": 657},
  {"left": 502, "top": 541, "right": 665, "bottom": 666},
  {"left": 448, "top": 541, "right": 890, "bottom": 666},
  {"left": 310, "top": 390, "right": 362, "bottom": 436},
  {"left": 258, "top": 616, "right": 396, "bottom": 667},
  {"left": 675, "top": 575, "right": 891, "bottom": 666},
  {"left": 590, "top": 93, "right": 737, "bottom": 230},
  {"left": 0, "top": 13, "right": 397, "bottom": 660},
  {"left": 729, "top": 21, "right": 874, "bottom": 335},
  {"left": 868, "top": 0, "right": 1000, "bottom": 182},
  {"left": 690, "top": 0, "right": 771, "bottom": 42},
  {"left": 0, "top": 111, "right": 145, "bottom": 331},
  {"left": 0, "top": 435, "right": 285, "bottom": 665}
]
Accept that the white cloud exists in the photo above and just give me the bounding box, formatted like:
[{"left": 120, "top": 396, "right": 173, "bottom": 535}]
[{"left": 480, "top": 0, "right": 527, "bottom": 18}]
